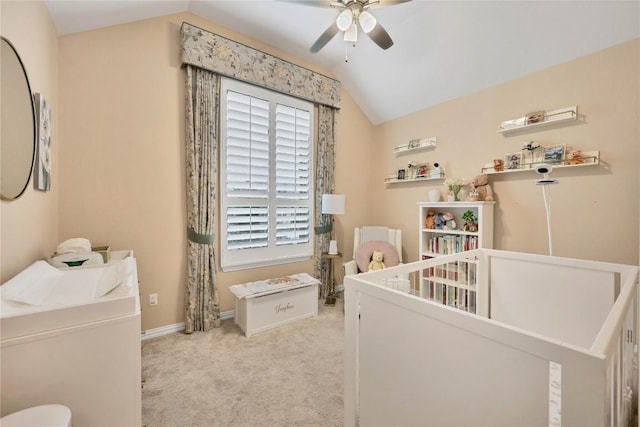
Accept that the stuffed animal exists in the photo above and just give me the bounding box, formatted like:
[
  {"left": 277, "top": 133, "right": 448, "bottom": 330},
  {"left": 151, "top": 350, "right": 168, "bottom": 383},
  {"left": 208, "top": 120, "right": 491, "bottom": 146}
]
[
  {"left": 368, "top": 250, "right": 386, "bottom": 271},
  {"left": 434, "top": 213, "right": 445, "bottom": 230},
  {"left": 566, "top": 149, "right": 585, "bottom": 165},
  {"left": 442, "top": 212, "right": 457, "bottom": 230},
  {"left": 425, "top": 209, "right": 436, "bottom": 229},
  {"left": 471, "top": 173, "right": 494, "bottom": 201}
]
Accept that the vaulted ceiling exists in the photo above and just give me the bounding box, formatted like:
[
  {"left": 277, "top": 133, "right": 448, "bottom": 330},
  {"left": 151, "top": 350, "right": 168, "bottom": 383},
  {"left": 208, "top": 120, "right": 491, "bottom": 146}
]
[{"left": 45, "top": 0, "right": 639, "bottom": 125}]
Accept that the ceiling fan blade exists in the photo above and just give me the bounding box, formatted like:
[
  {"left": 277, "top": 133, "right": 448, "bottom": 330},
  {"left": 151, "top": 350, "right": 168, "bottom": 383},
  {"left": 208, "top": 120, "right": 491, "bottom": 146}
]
[
  {"left": 310, "top": 22, "right": 340, "bottom": 53},
  {"left": 366, "top": 21, "right": 394, "bottom": 49},
  {"left": 278, "top": 0, "right": 343, "bottom": 8},
  {"left": 366, "top": 0, "right": 412, "bottom": 9}
]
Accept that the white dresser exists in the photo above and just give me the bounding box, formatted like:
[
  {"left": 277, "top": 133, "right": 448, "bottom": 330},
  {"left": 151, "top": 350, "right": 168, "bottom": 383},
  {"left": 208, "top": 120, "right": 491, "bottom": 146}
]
[{"left": 0, "top": 250, "right": 141, "bottom": 426}]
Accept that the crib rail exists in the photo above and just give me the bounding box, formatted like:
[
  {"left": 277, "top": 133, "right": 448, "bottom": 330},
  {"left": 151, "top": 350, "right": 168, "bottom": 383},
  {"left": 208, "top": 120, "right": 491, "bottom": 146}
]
[
  {"left": 589, "top": 265, "right": 639, "bottom": 427},
  {"left": 345, "top": 249, "right": 639, "bottom": 427}
]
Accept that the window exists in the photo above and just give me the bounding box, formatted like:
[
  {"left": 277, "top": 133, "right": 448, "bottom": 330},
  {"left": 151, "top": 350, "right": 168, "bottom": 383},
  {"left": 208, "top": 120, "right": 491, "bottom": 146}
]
[{"left": 220, "top": 78, "right": 314, "bottom": 271}]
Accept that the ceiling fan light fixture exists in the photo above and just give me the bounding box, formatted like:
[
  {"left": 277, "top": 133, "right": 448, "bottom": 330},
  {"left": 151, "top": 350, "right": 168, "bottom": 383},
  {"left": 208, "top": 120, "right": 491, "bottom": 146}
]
[
  {"left": 344, "top": 22, "right": 358, "bottom": 43},
  {"left": 359, "top": 10, "right": 377, "bottom": 33},
  {"left": 336, "top": 9, "right": 354, "bottom": 31}
]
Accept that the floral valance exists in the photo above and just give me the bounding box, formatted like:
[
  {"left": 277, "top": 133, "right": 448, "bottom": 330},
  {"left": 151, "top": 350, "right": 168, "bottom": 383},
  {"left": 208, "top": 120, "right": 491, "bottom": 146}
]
[{"left": 181, "top": 22, "right": 341, "bottom": 109}]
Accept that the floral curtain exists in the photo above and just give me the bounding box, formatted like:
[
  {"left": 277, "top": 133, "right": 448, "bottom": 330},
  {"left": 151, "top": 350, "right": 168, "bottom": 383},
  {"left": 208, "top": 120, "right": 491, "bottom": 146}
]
[
  {"left": 184, "top": 65, "right": 221, "bottom": 333},
  {"left": 314, "top": 105, "right": 337, "bottom": 293}
]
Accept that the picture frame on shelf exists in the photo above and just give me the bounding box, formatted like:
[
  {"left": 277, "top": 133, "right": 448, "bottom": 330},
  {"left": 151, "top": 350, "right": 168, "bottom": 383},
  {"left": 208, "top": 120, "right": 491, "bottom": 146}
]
[
  {"left": 397, "top": 169, "right": 406, "bottom": 180},
  {"left": 544, "top": 145, "right": 565, "bottom": 165},
  {"left": 504, "top": 152, "right": 522, "bottom": 170},
  {"left": 525, "top": 110, "right": 545, "bottom": 124},
  {"left": 415, "top": 163, "right": 428, "bottom": 178}
]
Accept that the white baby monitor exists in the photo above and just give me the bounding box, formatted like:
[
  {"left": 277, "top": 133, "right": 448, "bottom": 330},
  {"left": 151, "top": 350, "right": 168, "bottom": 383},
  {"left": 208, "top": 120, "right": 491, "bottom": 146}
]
[{"left": 534, "top": 163, "right": 558, "bottom": 185}]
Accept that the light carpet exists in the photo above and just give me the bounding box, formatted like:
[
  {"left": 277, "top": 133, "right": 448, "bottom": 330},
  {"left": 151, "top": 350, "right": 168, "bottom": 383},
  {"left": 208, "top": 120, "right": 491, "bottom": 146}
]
[{"left": 142, "top": 297, "right": 344, "bottom": 427}]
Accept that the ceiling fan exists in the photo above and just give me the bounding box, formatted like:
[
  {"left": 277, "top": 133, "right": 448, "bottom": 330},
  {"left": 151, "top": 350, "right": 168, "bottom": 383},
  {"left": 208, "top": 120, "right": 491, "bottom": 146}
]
[{"left": 291, "top": 0, "right": 412, "bottom": 53}]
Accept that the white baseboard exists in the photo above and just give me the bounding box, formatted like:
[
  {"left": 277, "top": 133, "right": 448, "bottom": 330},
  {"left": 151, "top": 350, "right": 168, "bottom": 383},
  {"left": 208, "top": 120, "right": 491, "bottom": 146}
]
[{"left": 141, "top": 309, "right": 234, "bottom": 341}]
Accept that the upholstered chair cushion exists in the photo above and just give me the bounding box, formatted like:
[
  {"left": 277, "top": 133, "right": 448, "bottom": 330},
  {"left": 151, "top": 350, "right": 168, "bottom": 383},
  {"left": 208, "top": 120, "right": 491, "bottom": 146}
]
[{"left": 355, "top": 240, "right": 400, "bottom": 273}]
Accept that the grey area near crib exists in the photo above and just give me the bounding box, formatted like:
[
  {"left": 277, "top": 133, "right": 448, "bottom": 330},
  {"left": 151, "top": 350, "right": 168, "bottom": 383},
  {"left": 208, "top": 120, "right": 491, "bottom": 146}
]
[{"left": 141, "top": 297, "right": 344, "bottom": 427}]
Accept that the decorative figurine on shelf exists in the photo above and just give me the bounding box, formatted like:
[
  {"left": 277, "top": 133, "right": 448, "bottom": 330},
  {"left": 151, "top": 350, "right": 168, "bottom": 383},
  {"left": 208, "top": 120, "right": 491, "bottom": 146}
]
[
  {"left": 461, "top": 210, "right": 478, "bottom": 232},
  {"left": 467, "top": 189, "right": 481, "bottom": 201},
  {"left": 522, "top": 141, "right": 541, "bottom": 151},
  {"left": 425, "top": 209, "right": 436, "bottom": 229},
  {"left": 471, "top": 173, "right": 494, "bottom": 201},
  {"left": 442, "top": 212, "right": 457, "bottom": 230},
  {"left": 428, "top": 188, "right": 441, "bottom": 202},
  {"left": 368, "top": 250, "right": 386, "bottom": 271},
  {"left": 566, "top": 149, "right": 585, "bottom": 165}
]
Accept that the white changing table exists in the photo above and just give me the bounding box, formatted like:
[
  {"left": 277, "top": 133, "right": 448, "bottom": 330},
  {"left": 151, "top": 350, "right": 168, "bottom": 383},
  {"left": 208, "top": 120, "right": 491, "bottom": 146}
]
[{"left": 0, "top": 250, "right": 141, "bottom": 427}]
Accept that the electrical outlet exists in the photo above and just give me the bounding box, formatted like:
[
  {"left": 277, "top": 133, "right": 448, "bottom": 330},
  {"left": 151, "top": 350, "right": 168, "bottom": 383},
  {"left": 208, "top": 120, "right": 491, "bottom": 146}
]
[{"left": 148, "top": 293, "right": 158, "bottom": 307}]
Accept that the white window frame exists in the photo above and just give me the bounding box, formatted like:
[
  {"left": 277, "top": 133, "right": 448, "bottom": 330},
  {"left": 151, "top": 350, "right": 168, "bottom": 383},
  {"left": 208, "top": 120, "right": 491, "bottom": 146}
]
[{"left": 219, "top": 77, "right": 315, "bottom": 271}]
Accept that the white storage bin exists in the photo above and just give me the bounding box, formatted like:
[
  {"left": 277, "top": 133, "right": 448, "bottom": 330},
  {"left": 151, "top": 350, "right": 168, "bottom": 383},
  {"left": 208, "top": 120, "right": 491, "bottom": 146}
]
[{"left": 231, "top": 274, "right": 319, "bottom": 337}]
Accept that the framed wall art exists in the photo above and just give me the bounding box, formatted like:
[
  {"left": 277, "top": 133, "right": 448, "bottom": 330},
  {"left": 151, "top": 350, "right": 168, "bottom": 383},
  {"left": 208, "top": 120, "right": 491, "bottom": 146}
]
[{"left": 34, "top": 93, "right": 51, "bottom": 191}]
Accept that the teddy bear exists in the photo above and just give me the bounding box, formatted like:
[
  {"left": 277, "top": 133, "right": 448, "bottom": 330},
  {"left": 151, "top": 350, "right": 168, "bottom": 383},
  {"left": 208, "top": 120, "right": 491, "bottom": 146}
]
[
  {"left": 424, "top": 209, "right": 436, "bottom": 229},
  {"left": 368, "top": 250, "right": 386, "bottom": 271},
  {"left": 442, "top": 212, "right": 456, "bottom": 230},
  {"left": 471, "top": 173, "right": 494, "bottom": 201},
  {"left": 566, "top": 149, "right": 585, "bottom": 165},
  {"left": 434, "top": 213, "right": 445, "bottom": 230}
]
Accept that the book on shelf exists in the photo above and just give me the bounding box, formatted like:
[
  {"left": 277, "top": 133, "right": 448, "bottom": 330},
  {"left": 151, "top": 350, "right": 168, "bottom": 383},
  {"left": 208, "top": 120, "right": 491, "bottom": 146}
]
[
  {"left": 421, "top": 257, "right": 478, "bottom": 312},
  {"left": 421, "top": 256, "right": 477, "bottom": 288},
  {"left": 427, "top": 235, "right": 478, "bottom": 255}
]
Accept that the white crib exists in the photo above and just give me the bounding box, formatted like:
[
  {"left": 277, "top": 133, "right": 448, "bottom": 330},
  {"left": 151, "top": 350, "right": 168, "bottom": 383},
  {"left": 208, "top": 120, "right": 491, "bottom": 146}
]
[{"left": 344, "top": 249, "right": 639, "bottom": 427}]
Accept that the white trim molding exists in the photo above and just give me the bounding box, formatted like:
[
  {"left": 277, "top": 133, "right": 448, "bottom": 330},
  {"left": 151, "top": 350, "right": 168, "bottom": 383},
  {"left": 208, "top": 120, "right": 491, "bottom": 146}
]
[{"left": 141, "top": 310, "right": 234, "bottom": 341}]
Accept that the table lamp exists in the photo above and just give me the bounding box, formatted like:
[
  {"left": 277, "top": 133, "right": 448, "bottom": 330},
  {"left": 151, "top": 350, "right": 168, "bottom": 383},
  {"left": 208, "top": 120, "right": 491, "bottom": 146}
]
[{"left": 321, "top": 193, "right": 345, "bottom": 254}]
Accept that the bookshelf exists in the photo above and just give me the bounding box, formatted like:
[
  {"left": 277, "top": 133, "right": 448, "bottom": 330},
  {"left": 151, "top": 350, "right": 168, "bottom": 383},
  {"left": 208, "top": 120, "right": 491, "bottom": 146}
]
[{"left": 417, "top": 201, "right": 494, "bottom": 313}]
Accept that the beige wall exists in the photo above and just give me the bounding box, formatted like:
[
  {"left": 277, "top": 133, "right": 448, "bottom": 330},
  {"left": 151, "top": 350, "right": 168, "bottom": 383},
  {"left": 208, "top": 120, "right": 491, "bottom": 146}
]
[
  {"left": 372, "top": 39, "right": 639, "bottom": 266},
  {"left": 333, "top": 88, "right": 376, "bottom": 273},
  {"left": 0, "top": 1, "right": 59, "bottom": 282}
]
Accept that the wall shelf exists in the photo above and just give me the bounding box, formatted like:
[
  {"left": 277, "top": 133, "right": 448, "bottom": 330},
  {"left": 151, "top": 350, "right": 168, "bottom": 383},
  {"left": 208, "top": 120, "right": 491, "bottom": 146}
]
[
  {"left": 498, "top": 106, "right": 579, "bottom": 135},
  {"left": 385, "top": 173, "right": 445, "bottom": 184},
  {"left": 481, "top": 150, "right": 599, "bottom": 174},
  {"left": 394, "top": 137, "right": 437, "bottom": 154}
]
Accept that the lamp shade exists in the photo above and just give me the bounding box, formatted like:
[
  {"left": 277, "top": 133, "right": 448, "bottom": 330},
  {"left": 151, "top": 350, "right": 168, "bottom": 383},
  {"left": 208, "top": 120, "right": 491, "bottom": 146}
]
[{"left": 321, "top": 194, "right": 345, "bottom": 215}]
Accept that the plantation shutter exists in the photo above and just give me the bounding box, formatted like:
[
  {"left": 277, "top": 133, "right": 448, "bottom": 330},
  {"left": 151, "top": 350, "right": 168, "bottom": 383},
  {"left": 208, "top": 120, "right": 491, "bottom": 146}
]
[
  {"left": 220, "top": 78, "right": 314, "bottom": 270},
  {"left": 225, "top": 90, "right": 270, "bottom": 250},
  {"left": 275, "top": 104, "right": 311, "bottom": 246}
]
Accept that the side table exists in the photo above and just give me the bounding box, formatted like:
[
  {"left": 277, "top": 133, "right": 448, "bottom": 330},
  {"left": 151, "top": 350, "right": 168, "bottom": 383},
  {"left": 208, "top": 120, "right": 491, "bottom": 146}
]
[{"left": 322, "top": 251, "right": 341, "bottom": 306}]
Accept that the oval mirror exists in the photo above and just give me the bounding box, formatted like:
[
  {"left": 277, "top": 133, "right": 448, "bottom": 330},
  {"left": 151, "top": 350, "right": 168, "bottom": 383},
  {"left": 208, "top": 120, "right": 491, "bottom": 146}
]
[{"left": 1, "top": 36, "right": 36, "bottom": 201}]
